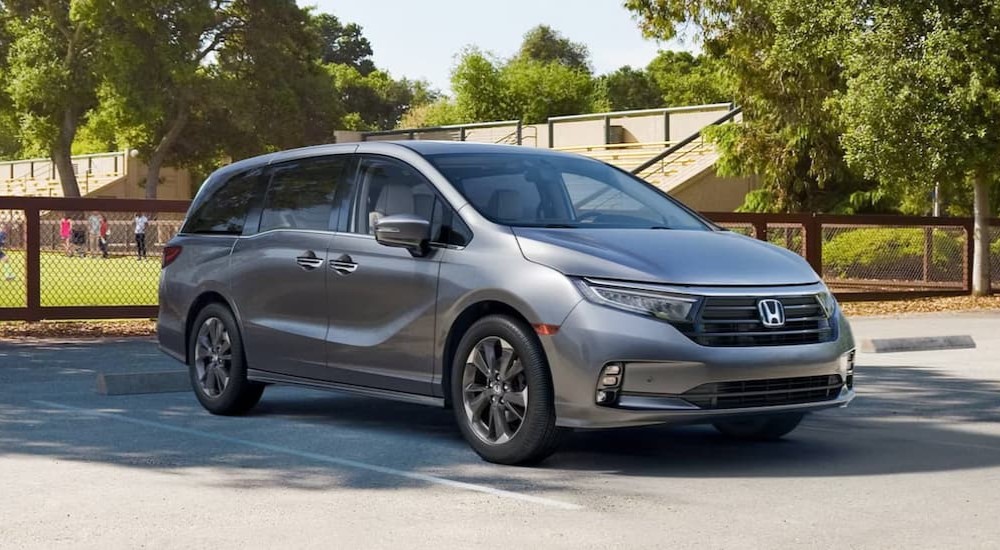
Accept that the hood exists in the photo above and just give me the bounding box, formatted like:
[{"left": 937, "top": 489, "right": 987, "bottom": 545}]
[{"left": 512, "top": 228, "right": 819, "bottom": 286}]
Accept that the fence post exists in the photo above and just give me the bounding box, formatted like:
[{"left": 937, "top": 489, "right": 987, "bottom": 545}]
[
  {"left": 25, "top": 206, "right": 41, "bottom": 322},
  {"left": 964, "top": 220, "right": 974, "bottom": 292},
  {"left": 752, "top": 221, "right": 767, "bottom": 241},
  {"left": 804, "top": 215, "right": 823, "bottom": 275},
  {"left": 516, "top": 121, "right": 523, "bottom": 145}
]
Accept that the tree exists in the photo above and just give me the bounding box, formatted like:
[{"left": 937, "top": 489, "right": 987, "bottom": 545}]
[
  {"left": 449, "top": 37, "right": 597, "bottom": 125},
  {"left": 328, "top": 63, "right": 435, "bottom": 131},
  {"left": 517, "top": 25, "right": 590, "bottom": 72},
  {"left": 598, "top": 66, "right": 662, "bottom": 111},
  {"left": 645, "top": 51, "right": 730, "bottom": 107},
  {"left": 311, "top": 13, "right": 375, "bottom": 74},
  {"left": 86, "top": 0, "right": 337, "bottom": 198},
  {"left": 625, "top": 0, "right": 868, "bottom": 213},
  {"left": 838, "top": 1, "right": 998, "bottom": 294},
  {"left": 2, "top": 1, "right": 98, "bottom": 197}
]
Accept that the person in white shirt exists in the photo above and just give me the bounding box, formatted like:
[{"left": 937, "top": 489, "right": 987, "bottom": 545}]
[{"left": 134, "top": 212, "right": 149, "bottom": 260}]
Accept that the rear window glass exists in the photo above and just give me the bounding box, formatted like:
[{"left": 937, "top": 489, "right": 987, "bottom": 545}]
[{"left": 183, "top": 170, "right": 262, "bottom": 234}]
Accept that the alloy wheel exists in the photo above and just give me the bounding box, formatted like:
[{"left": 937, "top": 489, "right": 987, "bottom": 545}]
[
  {"left": 461, "top": 336, "right": 529, "bottom": 445},
  {"left": 193, "top": 317, "right": 233, "bottom": 398}
]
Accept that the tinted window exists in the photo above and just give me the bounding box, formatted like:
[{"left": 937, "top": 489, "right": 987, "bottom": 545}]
[
  {"left": 427, "top": 152, "right": 709, "bottom": 230},
  {"left": 260, "top": 156, "right": 351, "bottom": 232},
  {"left": 183, "top": 170, "right": 262, "bottom": 234}
]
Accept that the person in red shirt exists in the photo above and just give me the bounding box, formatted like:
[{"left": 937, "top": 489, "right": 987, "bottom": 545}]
[{"left": 98, "top": 215, "right": 109, "bottom": 259}]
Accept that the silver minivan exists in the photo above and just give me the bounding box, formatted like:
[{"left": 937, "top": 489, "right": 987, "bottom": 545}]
[{"left": 157, "top": 141, "right": 855, "bottom": 465}]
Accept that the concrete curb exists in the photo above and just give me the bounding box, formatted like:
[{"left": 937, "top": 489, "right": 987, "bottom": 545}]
[
  {"left": 96, "top": 370, "right": 190, "bottom": 395},
  {"left": 860, "top": 335, "right": 976, "bottom": 353}
]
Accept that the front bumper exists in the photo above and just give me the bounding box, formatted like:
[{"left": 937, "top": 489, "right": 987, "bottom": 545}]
[{"left": 542, "top": 293, "right": 856, "bottom": 429}]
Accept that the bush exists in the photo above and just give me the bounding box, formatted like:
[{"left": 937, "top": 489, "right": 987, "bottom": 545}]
[{"left": 824, "top": 227, "right": 963, "bottom": 281}]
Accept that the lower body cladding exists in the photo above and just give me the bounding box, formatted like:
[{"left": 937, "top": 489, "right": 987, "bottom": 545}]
[{"left": 542, "top": 299, "right": 856, "bottom": 429}]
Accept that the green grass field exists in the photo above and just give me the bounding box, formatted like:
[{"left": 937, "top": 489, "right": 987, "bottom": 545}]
[{"left": 0, "top": 250, "right": 160, "bottom": 308}]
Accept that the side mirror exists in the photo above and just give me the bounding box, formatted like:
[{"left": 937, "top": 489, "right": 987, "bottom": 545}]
[{"left": 374, "top": 214, "right": 431, "bottom": 256}]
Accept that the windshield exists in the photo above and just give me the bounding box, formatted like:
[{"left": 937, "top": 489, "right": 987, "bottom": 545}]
[{"left": 426, "top": 152, "right": 710, "bottom": 230}]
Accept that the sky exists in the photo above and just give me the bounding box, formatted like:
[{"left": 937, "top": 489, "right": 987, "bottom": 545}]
[{"left": 308, "top": 0, "right": 689, "bottom": 93}]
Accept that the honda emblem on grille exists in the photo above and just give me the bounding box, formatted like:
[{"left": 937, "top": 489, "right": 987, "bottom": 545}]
[{"left": 757, "top": 299, "right": 785, "bottom": 328}]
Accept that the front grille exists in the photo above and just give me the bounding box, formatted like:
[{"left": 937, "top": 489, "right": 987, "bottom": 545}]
[
  {"left": 682, "top": 375, "right": 843, "bottom": 409},
  {"left": 679, "top": 295, "right": 835, "bottom": 347}
]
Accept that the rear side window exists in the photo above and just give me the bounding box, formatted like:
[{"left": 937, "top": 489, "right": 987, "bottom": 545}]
[
  {"left": 260, "top": 156, "right": 353, "bottom": 232},
  {"left": 183, "top": 170, "right": 262, "bottom": 234}
]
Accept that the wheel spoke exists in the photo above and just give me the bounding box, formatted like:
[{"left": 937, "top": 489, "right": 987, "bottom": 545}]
[
  {"left": 504, "top": 389, "right": 526, "bottom": 409},
  {"left": 492, "top": 403, "right": 511, "bottom": 439},
  {"left": 471, "top": 346, "right": 491, "bottom": 377},
  {"left": 217, "top": 353, "right": 232, "bottom": 363},
  {"left": 197, "top": 334, "right": 212, "bottom": 355},
  {"left": 218, "top": 332, "right": 232, "bottom": 355},
  {"left": 468, "top": 391, "right": 490, "bottom": 417},
  {"left": 501, "top": 358, "right": 523, "bottom": 382},
  {"left": 497, "top": 349, "right": 515, "bottom": 379},
  {"left": 503, "top": 400, "right": 524, "bottom": 421},
  {"left": 204, "top": 367, "right": 217, "bottom": 393},
  {"left": 215, "top": 367, "right": 229, "bottom": 393},
  {"left": 480, "top": 340, "right": 498, "bottom": 374}
]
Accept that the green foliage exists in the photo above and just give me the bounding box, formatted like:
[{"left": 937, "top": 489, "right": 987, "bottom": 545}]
[
  {"left": 328, "top": 64, "right": 433, "bottom": 131},
  {"left": 399, "top": 99, "right": 464, "bottom": 128},
  {"left": 645, "top": 51, "right": 731, "bottom": 107},
  {"left": 311, "top": 13, "right": 375, "bottom": 74},
  {"left": 449, "top": 42, "right": 596, "bottom": 125},
  {"left": 516, "top": 25, "right": 590, "bottom": 72},
  {"left": 626, "top": 0, "right": 873, "bottom": 213},
  {"left": 597, "top": 66, "right": 662, "bottom": 111},
  {"left": 838, "top": 1, "right": 1000, "bottom": 216},
  {"left": 824, "top": 228, "right": 963, "bottom": 279}
]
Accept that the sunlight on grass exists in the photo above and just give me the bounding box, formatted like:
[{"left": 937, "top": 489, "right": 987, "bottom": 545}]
[{"left": 0, "top": 250, "right": 160, "bottom": 308}]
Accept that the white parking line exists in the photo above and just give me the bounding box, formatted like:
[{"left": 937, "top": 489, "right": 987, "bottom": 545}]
[{"left": 32, "top": 400, "right": 582, "bottom": 511}]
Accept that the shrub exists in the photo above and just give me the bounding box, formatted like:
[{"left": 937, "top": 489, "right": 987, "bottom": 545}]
[{"left": 824, "top": 227, "right": 963, "bottom": 281}]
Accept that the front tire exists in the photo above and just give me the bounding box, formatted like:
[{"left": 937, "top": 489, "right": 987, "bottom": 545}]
[
  {"left": 189, "top": 303, "right": 264, "bottom": 415},
  {"left": 450, "top": 315, "right": 567, "bottom": 465},
  {"left": 713, "top": 412, "right": 805, "bottom": 441}
]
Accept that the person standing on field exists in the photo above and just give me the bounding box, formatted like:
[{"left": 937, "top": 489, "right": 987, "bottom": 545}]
[
  {"left": 134, "top": 212, "right": 149, "bottom": 260},
  {"left": 59, "top": 214, "right": 72, "bottom": 257},
  {"left": 99, "top": 214, "right": 109, "bottom": 259},
  {"left": 0, "top": 224, "right": 15, "bottom": 280},
  {"left": 87, "top": 210, "right": 101, "bottom": 257}
]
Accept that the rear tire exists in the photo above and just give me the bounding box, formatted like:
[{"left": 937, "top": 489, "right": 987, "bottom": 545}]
[
  {"left": 188, "top": 303, "right": 264, "bottom": 415},
  {"left": 713, "top": 412, "right": 805, "bottom": 441},
  {"left": 450, "top": 315, "right": 567, "bottom": 465}
]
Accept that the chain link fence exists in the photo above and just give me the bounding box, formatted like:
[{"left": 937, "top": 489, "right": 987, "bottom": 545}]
[
  {"left": 0, "top": 209, "right": 26, "bottom": 307},
  {"left": 38, "top": 209, "right": 183, "bottom": 307},
  {"left": 0, "top": 197, "right": 189, "bottom": 320},
  {"left": 821, "top": 224, "right": 967, "bottom": 292}
]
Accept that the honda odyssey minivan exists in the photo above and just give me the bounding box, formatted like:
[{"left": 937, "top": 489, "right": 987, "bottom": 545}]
[{"left": 158, "top": 141, "right": 855, "bottom": 465}]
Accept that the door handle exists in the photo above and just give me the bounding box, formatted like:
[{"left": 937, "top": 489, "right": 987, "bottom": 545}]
[
  {"left": 330, "top": 253, "right": 358, "bottom": 275},
  {"left": 296, "top": 251, "right": 324, "bottom": 270}
]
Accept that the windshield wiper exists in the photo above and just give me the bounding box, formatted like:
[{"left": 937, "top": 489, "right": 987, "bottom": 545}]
[
  {"left": 539, "top": 223, "right": 579, "bottom": 228},
  {"left": 648, "top": 226, "right": 673, "bottom": 230}
]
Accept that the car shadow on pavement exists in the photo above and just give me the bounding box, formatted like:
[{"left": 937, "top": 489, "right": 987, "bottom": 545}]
[{"left": 2, "top": 356, "right": 1000, "bottom": 489}]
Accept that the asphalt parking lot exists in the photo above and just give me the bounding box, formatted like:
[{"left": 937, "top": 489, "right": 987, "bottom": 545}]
[{"left": 2, "top": 312, "right": 999, "bottom": 549}]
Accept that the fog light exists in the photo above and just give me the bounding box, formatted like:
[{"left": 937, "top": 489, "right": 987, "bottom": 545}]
[{"left": 596, "top": 363, "right": 624, "bottom": 406}]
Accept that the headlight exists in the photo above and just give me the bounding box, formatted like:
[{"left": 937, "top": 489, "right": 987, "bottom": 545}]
[
  {"left": 575, "top": 280, "right": 699, "bottom": 322},
  {"left": 817, "top": 291, "right": 838, "bottom": 317}
]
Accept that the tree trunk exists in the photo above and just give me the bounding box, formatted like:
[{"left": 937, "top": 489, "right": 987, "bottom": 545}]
[
  {"left": 52, "top": 107, "right": 81, "bottom": 198},
  {"left": 144, "top": 107, "right": 190, "bottom": 200},
  {"left": 972, "top": 173, "right": 991, "bottom": 296}
]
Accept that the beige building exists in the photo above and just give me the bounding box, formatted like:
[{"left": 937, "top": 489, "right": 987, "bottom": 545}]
[
  {"left": 361, "top": 103, "right": 755, "bottom": 212},
  {"left": 0, "top": 104, "right": 752, "bottom": 211},
  {"left": 0, "top": 150, "right": 193, "bottom": 200}
]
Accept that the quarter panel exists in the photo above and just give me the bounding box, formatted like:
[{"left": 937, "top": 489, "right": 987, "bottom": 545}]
[{"left": 157, "top": 234, "right": 237, "bottom": 363}]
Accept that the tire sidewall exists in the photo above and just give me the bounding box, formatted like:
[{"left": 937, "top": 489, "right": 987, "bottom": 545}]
[{"left": 450, "top": 315, "right": 559, "bottom": 464}]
